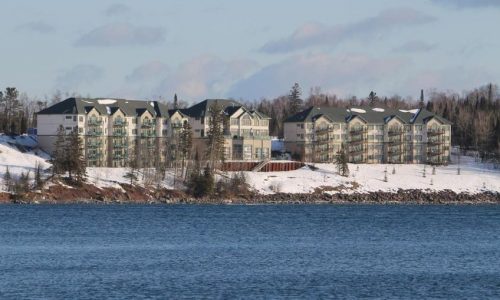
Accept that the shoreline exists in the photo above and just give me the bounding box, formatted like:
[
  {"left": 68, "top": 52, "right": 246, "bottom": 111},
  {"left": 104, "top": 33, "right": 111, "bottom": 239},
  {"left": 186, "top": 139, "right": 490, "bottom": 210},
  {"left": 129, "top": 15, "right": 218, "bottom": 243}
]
[{"left": 1, "top": 182, "right": 499, "bottom": 205}]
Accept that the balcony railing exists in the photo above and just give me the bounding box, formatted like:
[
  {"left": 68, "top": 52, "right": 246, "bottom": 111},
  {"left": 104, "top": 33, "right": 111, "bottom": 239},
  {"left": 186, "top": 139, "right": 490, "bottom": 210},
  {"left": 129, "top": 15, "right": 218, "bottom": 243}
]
[
  {"left": 427, "top": 129, "right": 446, "bottom": 136},
  {"left": 113, "top": 143, "right": 128, "bottom": 148},
  {"left": 140, "top": 131, "right": 156, "bottom": 137},
  {"left": 88, "top": 130, "right": 102, "bottom": 136},
  {"left": 113, "top": 120, "right": 128, "bottom": 126},
  {"left": 349, "top": 147, "right": 364, "bottom": 154},
  {"left": 112, "top": 131, "right": 127, "bottom": 136},
  {"left": 87, "top": 153, "right": 102, "bottom": 159},
  {"left": 349, "top": 127, "right": 366, "bottom": 135},
  {"left": 87, "top": 142, "right": 102, "bottom": 148},
  {"left": 141, "top": 120, "right": 155, "bottom": 128},
  {"left": 388, "top": 128, "right": 404, "bottom": 136},
  {"left": 88, "top": 119, "right": 102, "bottom": 126}
]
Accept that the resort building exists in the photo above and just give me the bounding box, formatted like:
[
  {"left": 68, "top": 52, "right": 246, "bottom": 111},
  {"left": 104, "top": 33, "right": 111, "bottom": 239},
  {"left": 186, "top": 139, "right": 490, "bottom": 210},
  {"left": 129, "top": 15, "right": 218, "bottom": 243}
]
[
  {"left": 36, "top": 98, "right": 170, "bottom": 167},
  {"left": 36, "top": 98, "right": 271, "bottom": 167},
  {"left": 284, "top": 106, "right": 452, "bottom": 164},
  {"left": 178, "top": 99, "right": 272, "bottom": 161}
]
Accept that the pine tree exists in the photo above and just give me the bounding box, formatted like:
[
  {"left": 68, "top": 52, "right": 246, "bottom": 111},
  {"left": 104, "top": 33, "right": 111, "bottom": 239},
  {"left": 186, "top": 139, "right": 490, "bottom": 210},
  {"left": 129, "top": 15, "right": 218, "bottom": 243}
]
[
  {"left": 52, "top": 125, "right": 67, "bottom": 176},
  {"left": 288, "top": 83, "right": 303, "bottom": 116},
  {"left": 4, "top": 166, "right": 12, "bottom": 192},
  {"left": 419, "top": 89, "right": 425, "bottom": 108},
  {"left": 35, "top": 163, "right": 43, "bottom": 189},
  {"left": 368, "top": 91, "right": 378, "bottom": 107},
  {"left": 173, "top": 93, "right": 179, "bottom": 109},
  {"left": 66, "top": 130, "right": 87, "bottom": 183},
  {"left": 335, "top": 144, "right": 349, "bottom": 177},
  {"left": 179, "top": 121, "right": 193, "bottom": 179},
  {"left": 206, "top": 101, "right": 226, "bottom": 171}
]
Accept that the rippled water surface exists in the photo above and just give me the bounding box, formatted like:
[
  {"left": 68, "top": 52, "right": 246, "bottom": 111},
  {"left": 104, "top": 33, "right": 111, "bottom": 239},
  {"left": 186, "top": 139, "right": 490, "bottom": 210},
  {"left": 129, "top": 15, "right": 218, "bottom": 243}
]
[{"left": 1, "top": 204, "right": 500, "bottom": 299}]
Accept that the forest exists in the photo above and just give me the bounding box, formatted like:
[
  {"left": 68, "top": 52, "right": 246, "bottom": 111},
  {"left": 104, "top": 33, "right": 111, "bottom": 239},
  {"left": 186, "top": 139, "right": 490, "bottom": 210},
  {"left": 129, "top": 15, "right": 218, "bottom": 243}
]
[{"left": 1, "top": 83, "right": 499, "bottom": 162}]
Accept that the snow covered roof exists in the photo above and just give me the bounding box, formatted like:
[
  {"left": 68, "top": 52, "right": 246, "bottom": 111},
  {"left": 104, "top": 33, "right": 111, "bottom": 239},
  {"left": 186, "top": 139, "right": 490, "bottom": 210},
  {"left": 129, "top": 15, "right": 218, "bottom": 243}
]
[
  {"left": 37, "top": 97, "right": 170, "bottom": 118},
  {"left": 285, "top": 106, "right": 450, "bottom": 125}
]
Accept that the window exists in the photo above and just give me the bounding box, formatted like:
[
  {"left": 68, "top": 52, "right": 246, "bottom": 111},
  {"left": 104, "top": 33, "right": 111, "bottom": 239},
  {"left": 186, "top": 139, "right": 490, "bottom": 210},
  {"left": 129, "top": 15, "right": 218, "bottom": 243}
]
[
  {"left": 79, "top": 116, "right": 83, "bottom": 122},
  {"left": 201, "top": 129, "right": 204, "bottom": 137},
  {"left": 65, "top": 127, "right": 72, "bottom": 130},
  {"left": 78, "top": 128, "right": 83, "bottom": 133},
  {"left": 132, "top": 129, "right": 137, "bottom": 135},
  {"left": 415, "top": 125, "right": 423, "bottom": 131},
  {"left": 65, "top": 116, "right": 72, "bottom": 120},
  {"left": 416, "top": 135, "right": 422, "bottom": 141},
  {"left": 132, "top": 119, "right": 137, "bottom": 124},
  {"left": 73, "top": 116, "right": 77, "bottom": 121}
]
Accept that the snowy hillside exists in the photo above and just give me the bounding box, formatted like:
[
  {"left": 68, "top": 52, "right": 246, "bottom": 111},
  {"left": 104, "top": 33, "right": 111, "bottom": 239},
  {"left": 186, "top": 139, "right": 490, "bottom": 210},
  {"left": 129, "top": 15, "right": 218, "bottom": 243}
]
[
  {"left": 0, "top": 134, "right": 499, "bottom": 195},
  {"left": 0, "top": 135, "right": 51, "bottom": 182},
  {"left": 244, "top": 156, "right": 500, "bottom": 195}
]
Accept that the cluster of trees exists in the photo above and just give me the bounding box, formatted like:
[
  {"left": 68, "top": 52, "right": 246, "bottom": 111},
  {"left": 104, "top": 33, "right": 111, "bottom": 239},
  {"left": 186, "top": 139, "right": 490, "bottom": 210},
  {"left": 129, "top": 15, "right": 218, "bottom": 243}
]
[
  {"left": 3, "top": 163, "right": 43, "bottom": 197},
  {"left": 52, "top": 125, "right": 87, "bottom": 183},
  {"left": 249, "top": 83, "right": 500, "bottom": 161}
]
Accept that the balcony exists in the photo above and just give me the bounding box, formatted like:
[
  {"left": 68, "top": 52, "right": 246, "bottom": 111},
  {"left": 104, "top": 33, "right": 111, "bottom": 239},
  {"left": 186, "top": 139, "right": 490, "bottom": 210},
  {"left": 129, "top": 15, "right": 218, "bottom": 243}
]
[
  {"left": 389, "top": 138, "right": 403, "bottom": 145},
  {"left": 140, "top": 131, "right": 156, "bottom": 137},
  {"left": 141, "top": 120, "right": 155, "bottom": 128},
  {"left": 349, "top": 147, "right": 364, "bottom": 154},
  {"left": 388, "top": 128, "right": 404, "bottom": 136},
  {"left": 427, "top": 129, "right": 446, "bottom": 136},
  {"left": 349, "top": 138, "right": 365, "bottom": 145},
  {"left": 427, "top": 149, "right": 443, "bottom": 157},
  {"left": 87, "top": 141, "right": 102, "bottom": 148},
  {"left": 112, "top": 131, "right": 127, "bottom": 137},
  {"left": 427, "top": 138, "right": 444, "bottom": 146},
  {"left": 88, "top": 130, "right": 102, "bottom": 136},
  {"left": 87, "top": 153, "right": 102, "bottom": 159},
  {"left": 113, "top": 153, "right": 128, "bottom": 160},
  {"left": 88, "top": 119, "right": 102, "bottom": 126},
  {"left": 113, "top": 143, "right": 128, "bottom": 148},
  {"left": 113, "top": 120, "right": 128, "bottom": 127},
  {"left": 349, "top": 127, "right": 366, "bottom": 135},
  {"left": 315, "top": 127, "right": 333, "bottom": 134}
]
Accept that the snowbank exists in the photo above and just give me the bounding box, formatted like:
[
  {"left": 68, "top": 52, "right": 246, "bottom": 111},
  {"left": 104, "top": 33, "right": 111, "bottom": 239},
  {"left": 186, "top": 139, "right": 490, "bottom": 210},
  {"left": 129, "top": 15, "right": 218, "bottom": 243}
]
[{"left": 243, "top": 155, "right": 500, "bottom": 195}]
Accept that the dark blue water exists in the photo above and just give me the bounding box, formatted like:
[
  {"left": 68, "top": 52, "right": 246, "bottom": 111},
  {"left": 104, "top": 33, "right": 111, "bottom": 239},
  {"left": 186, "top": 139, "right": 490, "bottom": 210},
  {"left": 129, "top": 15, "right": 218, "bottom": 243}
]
[{"left": 1, "top": 205, "right": 500, "bottom": 299}]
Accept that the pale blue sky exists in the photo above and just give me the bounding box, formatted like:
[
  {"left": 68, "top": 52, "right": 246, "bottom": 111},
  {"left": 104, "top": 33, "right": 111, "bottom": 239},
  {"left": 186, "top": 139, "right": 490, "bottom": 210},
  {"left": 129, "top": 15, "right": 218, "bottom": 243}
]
[{"left": 0, "top": 0, "right": 499, "bottom": 103}]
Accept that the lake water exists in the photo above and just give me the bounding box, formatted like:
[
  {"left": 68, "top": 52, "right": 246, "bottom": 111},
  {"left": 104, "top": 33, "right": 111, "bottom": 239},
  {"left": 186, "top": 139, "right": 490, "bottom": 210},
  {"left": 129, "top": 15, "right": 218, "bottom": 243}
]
[{"left": 0, "top": 205, "right": 499, "bottom": 299}]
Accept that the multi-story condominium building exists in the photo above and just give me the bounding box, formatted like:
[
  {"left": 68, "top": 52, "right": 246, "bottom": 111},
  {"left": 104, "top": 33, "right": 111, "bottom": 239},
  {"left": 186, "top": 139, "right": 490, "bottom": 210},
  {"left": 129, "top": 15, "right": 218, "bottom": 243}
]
[
  {"left": 37, "top": 98, "right": 169, "bottom": 167},
  {"left": 284, "top": 106, "right": 452, "bottom": 164},
  {"left": 177, "top": 99, "right": 272, "bottom": 161},
  {"left": 36, "top": 97, "right": 271, "bottom": 167}
]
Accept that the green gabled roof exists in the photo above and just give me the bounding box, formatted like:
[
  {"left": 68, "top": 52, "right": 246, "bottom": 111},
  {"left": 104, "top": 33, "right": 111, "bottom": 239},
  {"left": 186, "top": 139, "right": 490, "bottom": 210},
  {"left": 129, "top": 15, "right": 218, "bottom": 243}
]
[
  {"left": 37, "top": 97, "right": 170, "bottom": 118},
  {"left": 183, "top": 99, "right": 269, "bottom": 119},
  {"left": 183, "top": 99, "right": 242, "bottom": 118},
  {"left": 285, "top": 106, "right": 451, "bottom": 125}
]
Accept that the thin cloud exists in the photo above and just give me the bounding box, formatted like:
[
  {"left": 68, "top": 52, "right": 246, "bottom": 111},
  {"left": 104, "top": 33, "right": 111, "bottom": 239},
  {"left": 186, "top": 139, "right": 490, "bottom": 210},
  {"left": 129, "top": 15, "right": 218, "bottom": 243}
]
[
  {"left": 55, "top": 64, "right": 104, "bottom": 92},
  {"left": 431, "top": 0, "right": 500, "bottom": 8},
  {"left": 260, "top": 8, "right": 436, "bottom": 53},
  {"left": 15, "top": 21, "right": 55, "bottom": 34},
  {"left": 228, "top": 52, "right": 409, "bottom": 99},
  {"left": 104, "top": 3, "right": 131, "bottom": 16},
  {"left": 393, "top": 40, "right": 437, "bottom": 53},
  {"left": 126, "top": 61, "right": 170, "bottom": 82},
  {"left": 75, "top": 23, "right": 165, "bottom": 47}
]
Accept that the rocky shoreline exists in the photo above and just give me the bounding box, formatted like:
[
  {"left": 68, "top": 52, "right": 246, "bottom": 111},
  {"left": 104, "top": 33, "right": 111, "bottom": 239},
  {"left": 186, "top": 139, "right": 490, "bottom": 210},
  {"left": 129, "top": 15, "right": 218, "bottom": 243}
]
[{"left": 0, "top": 182, "right": 499, "bottom": 204}]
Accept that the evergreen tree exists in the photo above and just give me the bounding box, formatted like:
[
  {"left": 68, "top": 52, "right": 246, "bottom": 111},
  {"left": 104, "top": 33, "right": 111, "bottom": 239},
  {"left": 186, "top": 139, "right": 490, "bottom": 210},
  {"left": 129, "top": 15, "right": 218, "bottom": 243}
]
[
  {"left": 173, "top": 93, "right": 179, "bottom": 109},
  {"left": 419, "top": 89, "right": 425, "bottom": 108},
  {"left": 368, "top": 91, "right": 378, "bottom": 107},
  {"left": 66, "top": 130, "right": 86, "bottom": 183},
  {"left": 179, "top": 121, "right": 193, "bottom": 179},
  {"left": 35, "top": 163, "right": 43, "bottom": 189},
  {"left": 206, "top": 101, "right": 226, "bottom": 171},
  {"left": 4, "top": 166, "right": 12, "bottom": 192},
  {"left": 52, "top": 125, "right": 67, "bottom": 176},
  {"left": 288, "top": 83, "right": 303, "bottom": 116},
  {"left": 335, "top": 144, "right": 349, "bottom": 177}
]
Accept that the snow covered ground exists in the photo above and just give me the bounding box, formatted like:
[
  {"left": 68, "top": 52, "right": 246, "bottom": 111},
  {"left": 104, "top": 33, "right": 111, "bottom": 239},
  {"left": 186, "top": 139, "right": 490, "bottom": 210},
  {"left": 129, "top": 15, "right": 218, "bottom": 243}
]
[
  {"left": 243, "top": 156, "right": 500, "bottom": 195},
  {"left": 0, "top": 134, "right": 499, "bottom": 195}
]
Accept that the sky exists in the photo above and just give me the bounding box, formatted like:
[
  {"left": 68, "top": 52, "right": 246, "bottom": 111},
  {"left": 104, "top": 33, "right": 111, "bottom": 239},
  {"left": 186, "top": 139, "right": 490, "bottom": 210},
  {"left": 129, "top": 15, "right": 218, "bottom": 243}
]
[{"left": 0, "top": 0, "right": 499, "bottom": 103}]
